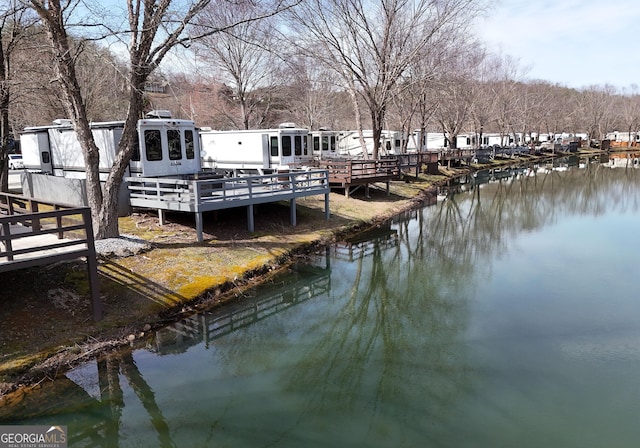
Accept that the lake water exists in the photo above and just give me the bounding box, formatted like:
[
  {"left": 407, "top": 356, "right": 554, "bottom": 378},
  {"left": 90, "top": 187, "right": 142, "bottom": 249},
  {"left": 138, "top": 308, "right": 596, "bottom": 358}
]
[{"left": 3, "top": 155, "right": 640, "bottom": 447}]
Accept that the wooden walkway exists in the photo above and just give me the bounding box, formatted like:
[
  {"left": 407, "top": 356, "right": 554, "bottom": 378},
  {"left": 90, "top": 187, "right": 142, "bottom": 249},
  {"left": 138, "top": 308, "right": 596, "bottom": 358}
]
[{"left": 0, "top": 193, "right": 102, "bottom": 320}]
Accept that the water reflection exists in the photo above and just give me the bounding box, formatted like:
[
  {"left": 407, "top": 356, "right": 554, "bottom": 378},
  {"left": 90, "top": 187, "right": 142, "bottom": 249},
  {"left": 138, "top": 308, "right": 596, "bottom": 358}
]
[
  {"left": 3, "top": 155, "right": 640, "bottom": 447},
  {"left": 151, "top": 258, "right": 332, "bottom": 355}
]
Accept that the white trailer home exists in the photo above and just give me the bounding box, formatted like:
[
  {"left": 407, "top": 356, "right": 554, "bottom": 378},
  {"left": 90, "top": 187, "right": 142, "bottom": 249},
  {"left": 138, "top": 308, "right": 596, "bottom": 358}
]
[
  {"left": 605, "top": 131, "right": 640, "bottom": 146},
  {"left": 310, "top": 129, "right": 341, "bottom": 159},
  {"left": 417, "top": 132, "right": 474, "bottom": 150},
  {"left": 21, "top": 113, "right": 201, "bottom": 178},
  {"left": 19, "top": 111, "right": 201, "bottom": 212},
  {"left": 199, "top": 124, "right": 313, "bottom": 174},
  {"left": 335, "top": 130, "right": 405, "bottom": 158}
]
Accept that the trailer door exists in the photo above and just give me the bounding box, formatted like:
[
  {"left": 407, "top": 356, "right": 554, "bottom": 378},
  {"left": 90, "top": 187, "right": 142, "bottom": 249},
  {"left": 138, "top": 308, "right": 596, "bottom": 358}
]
[
  {"left": 21, "top": 131, "right": 53, "bottom": 174},
  {"left": 280, "top": 134, "right": 294, "bottom": 167},
  {"left": 39, "top": 133, "right": 53, "bottom": 174},
  {"left": 262, "top": 134, "right": 270, "bottom": 168}
]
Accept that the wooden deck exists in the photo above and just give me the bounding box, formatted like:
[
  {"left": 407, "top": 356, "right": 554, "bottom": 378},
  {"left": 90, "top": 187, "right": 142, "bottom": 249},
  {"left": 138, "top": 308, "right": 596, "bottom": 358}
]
[
  {"left": 126, "top": 169, "right": 331, "bottom": 241},
  {"left": 313, "top": 152, "right": 440, "bottom": 197},
  {"left": 0, "top": 193, "right": 102, "bottom": 320}
]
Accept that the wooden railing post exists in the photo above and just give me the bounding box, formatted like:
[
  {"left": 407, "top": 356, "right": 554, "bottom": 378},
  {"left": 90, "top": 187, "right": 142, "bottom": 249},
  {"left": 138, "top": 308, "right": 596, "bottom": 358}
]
[
  {"left": 82, "top": 208, "right": 102, "bottom": 321},
  {"left": 1, "top": 222, "right": 13, "bottom": 261},
  {"left": 55, "top": 204, "right": 64, "bottom": 239}
]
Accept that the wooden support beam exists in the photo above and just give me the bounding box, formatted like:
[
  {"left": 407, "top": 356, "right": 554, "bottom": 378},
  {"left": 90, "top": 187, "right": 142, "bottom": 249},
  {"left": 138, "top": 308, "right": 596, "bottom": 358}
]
[
  {"left": 195, "top": 211, "right": 204, "bottom": 243},
  {"left": 290, "top": 198, "right": 297, "bottom": 226},
  {"left": 325, "top": 193, "right": 330, "bottom": 220},
  {"left": 158, "top": 209, "right": 165, "bottom": 226},
  {"left": 247, "top": 204, "right": 255, "bottom": 232}
]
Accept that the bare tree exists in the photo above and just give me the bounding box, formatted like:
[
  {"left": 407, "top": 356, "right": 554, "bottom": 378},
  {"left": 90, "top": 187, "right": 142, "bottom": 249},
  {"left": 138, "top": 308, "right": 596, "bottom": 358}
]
[
  {"left": 522, "top": 81, "right": 555, "bottom": 145},
  {"left": 27, "top": 0, "right": 298, "bottom": 238},
  {"left": 617, "top": 85, "right": 640, "bottom": 147},
  {"left": 290, "top": 0, "right": 486, "bottom": 159},
  {"left": 433, "top": 47, "right": 485, "bottom": 149},
  {"left": 0, "top": 2, "right": 36, "bottom": 192},
  {"left": 193, "top": 0, "right": 279, "bottom": 130},
  {"left": 435, "top": 74, "right": 473, "bottom": 149},
  {"left": 576, "top": 84, "right": 617, "bottom": 143},
  {"left": 286, "top": 56, "right": 350, "bottom": 130}
]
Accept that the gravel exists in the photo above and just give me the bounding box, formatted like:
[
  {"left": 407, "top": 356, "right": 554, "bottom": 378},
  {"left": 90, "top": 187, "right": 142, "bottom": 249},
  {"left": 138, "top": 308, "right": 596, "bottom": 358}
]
[{"left": 94, "top": 234, "right": 153, "bottom": 258}]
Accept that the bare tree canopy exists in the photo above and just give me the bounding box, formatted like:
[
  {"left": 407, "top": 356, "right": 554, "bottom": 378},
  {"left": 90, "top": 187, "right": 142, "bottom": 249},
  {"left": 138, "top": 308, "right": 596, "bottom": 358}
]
[
  {"left": 288, "top": 0, "right": 488, "bottom": 158},
  {"left": 24, "top": 0, "right": 298, "bottom": 238}
]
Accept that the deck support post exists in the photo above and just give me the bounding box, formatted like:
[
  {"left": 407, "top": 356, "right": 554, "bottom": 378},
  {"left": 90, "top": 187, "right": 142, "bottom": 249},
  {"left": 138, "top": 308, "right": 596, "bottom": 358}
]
[
  {"left": 247, "top": 204, "right": 255, "bottom": 232},
  {"left": 158, "top": 209, "right": 165, "bottom": 226},
  {"left": 195, "top": 211, "right": 204, "bottom": 243},
  {"left": 386, "top": 181, "right": 390, "bottom": 196},
  {"left": 83, "top": 209, "right": 102, "bottom": 321},
  {"left": 290, "top": 198, "right": 297, "bottom": 226},
  {"left": 324, "top": 193, "right": 330, "bottom": 220}
]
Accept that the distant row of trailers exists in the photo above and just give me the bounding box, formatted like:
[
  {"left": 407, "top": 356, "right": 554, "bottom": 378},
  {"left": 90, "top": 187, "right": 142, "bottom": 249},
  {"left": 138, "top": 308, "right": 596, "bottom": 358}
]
[
  {"left": 19, "top": 111, "right": 587, "bottom": 180},
  {"left": 15, "top": 112, "right": 595, "bottom": 228},
  {"left": 20, "top": 115, "right": 405, "bottom": 178}
]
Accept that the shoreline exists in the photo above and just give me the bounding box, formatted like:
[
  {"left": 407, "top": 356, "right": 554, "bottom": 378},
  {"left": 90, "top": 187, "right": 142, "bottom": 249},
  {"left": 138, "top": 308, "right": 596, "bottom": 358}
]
[{"left": 0, "top": 151, "right": 602, "bottom": 404}]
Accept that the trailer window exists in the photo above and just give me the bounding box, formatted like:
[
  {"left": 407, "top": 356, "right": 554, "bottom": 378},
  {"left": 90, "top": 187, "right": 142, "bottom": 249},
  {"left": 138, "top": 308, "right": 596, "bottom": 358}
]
[
  {"left": 294, "top": 135, "right": 303, "bottom": 156},
  {"left": 330, "top": 136, "right": 336, "bottom": 152},
  {"left": 145, "top": 130, "right": 163, "bottom": 161},
  {"left": 313, "top": 136, "right": 320, "bottom": 152},
  {"left": 168, "top": 129, "right": 182, "bottom": 160},
  {"left": 303, "top": 136, "right": 309, "bottom": 155},
  {"left": 322, "top": 136, "right": 329, "bottom": 152},
  {"left": 282, "top": 136, "right": 292, "bottom": 157},
  {"left": 270, "top": 136, "right": 279, "bottom": 157},
  {"left": 185, "top": 130, "right": 195, "bottom": 159}
]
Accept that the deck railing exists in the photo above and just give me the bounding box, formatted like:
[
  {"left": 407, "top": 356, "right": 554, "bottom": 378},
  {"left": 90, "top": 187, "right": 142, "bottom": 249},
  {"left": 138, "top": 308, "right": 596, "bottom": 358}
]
[
  {"left": 126, "top": 169, "right": 331, "bottom": 240},
  {"left": 315, "top": 158, "right": 400, "bottom": 185},
  {"left": 0, "top": 192, "right": 101, "bottom": 320}
]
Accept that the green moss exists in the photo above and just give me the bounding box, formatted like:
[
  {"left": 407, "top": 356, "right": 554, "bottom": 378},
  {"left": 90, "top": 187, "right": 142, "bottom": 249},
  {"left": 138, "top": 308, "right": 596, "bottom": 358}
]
[
  {"left": 178, "top": 275, "right": 229, "bottom": 298},
  {"left": 63, "top": 269, "right": 90, "bottom": 296}
]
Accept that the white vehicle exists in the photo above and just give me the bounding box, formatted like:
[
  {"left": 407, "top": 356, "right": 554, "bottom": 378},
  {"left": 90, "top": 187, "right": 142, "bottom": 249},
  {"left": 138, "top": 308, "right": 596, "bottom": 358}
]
[
  {"left": 19, "top": 111, "right": 201, "bottom": 214},
  {"left": 8, "top": 154, "right": 23, "bottom": 170},
  {"left": 310, "top": 129, "right": 341, "bottom": 159},
  {"left": 199, "top": 123, "right": 312, "bottom": 174},
  {"left": 336, "top": 130, "right": 405, "bottom": 158},
  {"left": 20, "top": 110, "right": 201, "bottom": 179}
]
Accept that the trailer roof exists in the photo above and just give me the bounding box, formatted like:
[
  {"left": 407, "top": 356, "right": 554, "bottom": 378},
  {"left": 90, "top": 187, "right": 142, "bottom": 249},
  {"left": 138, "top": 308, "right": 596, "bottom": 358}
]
[{"left": 21, "top": 120, "right": 126, "bottom": 133}]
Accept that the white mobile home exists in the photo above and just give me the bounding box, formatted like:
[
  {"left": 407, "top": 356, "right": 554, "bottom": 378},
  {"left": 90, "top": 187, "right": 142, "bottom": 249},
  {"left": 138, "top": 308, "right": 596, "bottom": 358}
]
[
  {"left": 605, "top": 131, "right": 640, "bottom": 146},
  {"left": 199, "top": 124, "right": 312, "bottom": 174},
  {"left": 21, "top": 113, "right": 201, "bottom": 179},
  {"left": 336, "top": 130, "right": 404, "bottom": 158},
  {"left": 19, "top": 111, "right": 201, "bottom": 212},
  {"left": 310, "top": 129, "right": 341, "bottom": 159}
]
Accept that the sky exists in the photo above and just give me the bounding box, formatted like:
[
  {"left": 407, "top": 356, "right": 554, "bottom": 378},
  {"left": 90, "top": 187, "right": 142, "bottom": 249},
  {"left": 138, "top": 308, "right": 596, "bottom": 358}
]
[{"left": 474, "top": 0, "right": 640, "bottom": 90}]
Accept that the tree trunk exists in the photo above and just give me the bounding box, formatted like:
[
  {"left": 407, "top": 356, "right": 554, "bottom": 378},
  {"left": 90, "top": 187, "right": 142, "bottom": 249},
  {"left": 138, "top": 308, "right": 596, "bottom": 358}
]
[
  {"left": 347, "top": 86, "right": 368, "bottom": 159},
  {"left": 0, "top": 39, "right": 9, "bottom": 193},
  {"left": 371, "top": 107, "right": 386, "bottom": 160},
  {"left": 95, "top": 84, "right": 145, "bottom": 239}
]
